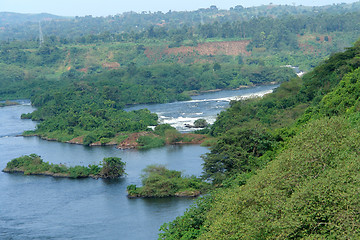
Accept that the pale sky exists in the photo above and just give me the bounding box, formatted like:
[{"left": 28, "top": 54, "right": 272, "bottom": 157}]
[{"left": 1, "top": 0, "right": 359, "bottom": 17}]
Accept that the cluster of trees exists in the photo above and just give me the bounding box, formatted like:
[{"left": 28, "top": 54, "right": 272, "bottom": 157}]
[
  {"left": 160, "top": 38, "right": 360, "bottom": 239},
  {"left": 127, "top": 165, "right": 211, "bottom": 198},
  {"left": 19, "top": 78, "right": 160, "bottom": 145}
]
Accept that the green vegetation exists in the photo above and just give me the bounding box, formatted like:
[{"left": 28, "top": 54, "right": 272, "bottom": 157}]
[
  {"left": 160, "top": 38, "right": 360, "bottom": 238},
  {"left": 134, "top": 125, "right": 208, "bottom": 149},
  {"left": 127, "top": 165, "right": 211, "bottom": 198},
  {"left": 0, "top": 100, "right": 19, "bottom": 107},
  {"left": 3, "top": 154, "right": 126, "bottom": 179},
  {"left": 137, "top": 135, "right": 166, "bottom": 149},
  {"left": 193, "top": 119, "right": 209, "bottom": 128}
]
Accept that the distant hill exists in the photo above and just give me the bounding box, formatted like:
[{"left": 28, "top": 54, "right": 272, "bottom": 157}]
[
  {"left": 0, "top": 12, "right": 68, "bottom": 26},
  {"left": 1, "top": 2, "right": 360, "bottom": 41}
]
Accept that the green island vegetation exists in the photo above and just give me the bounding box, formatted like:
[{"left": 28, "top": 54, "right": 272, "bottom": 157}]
[
  {"left": 159, "top": 38, "right": 360, "bottom": 239},
  {"left": 127, "top": 165, "right": 211, "bottom": 198},
  {"left": 3, "top": 154, "right": 126, "bottom": 179},
  {"left": 0, "top": 100, "right": 19, "bottom": 107}
]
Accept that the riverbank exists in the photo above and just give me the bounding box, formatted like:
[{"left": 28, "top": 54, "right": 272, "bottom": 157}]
[
  {"left": 23, "top": 131, "right": 212, "bottom": 149},
  {"left": 183, "top": 82, "right": 278, "bottom": 97}
]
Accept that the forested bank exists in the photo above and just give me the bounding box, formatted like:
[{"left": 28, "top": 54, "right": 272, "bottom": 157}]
[{"left": 160, "top": 38, "right": 360, "bottom": 239}]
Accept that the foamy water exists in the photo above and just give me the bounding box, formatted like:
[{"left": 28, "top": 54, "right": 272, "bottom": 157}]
[{"left": 126, "top": 85, "right": 279, "bottom": 132}]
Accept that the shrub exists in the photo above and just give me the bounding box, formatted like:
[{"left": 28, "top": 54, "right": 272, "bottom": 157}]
[
  {"left": 154, "top": 124, "right": 176, "bottom": 136},
  {"left": 137, "top": 135, "right": 165, "bottom": 149},
  {"left": 165, "top": 129, "right": 182, "bottom": 143}
]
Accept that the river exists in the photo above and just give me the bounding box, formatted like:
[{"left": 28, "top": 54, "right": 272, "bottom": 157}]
[{"left": 0, "top": 85, "right": 277, "bottom": 239}]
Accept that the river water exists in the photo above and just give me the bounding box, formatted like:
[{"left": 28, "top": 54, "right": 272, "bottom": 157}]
[
  {"left": 126, "top": 84, "right": 277, "bottom": 132},
  {"left": 0, "top": 85, "right": 277, "bottom": 240}
]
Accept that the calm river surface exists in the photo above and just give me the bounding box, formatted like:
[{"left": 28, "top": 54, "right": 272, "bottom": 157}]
[{"left": 0, "top": 85, "right": 277, "bottom": 239}]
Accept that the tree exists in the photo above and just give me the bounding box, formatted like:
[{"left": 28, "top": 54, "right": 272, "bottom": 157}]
[
  {"left": 202, "top": 127, "right": 274, "bottom": 184},
  {"left": 213, "top": 63, "right": 221, "bottom": 71},
  {"left": 99, "top": 157, "right": 126, "bottom": 179}
]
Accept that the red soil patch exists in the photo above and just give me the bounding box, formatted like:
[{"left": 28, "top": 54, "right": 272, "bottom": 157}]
[
  {"left": 67, "top": 136, "right": 84, "bottom": 144},
  {"left": 117, "top": 132, "right": 153, "bottom": 149},
  {"left": 297, "top": 34, "right": 333, "bottom": 55},
  {"left": 78, "top": 68, "right": 88, "bottom": 73},
  {"left": 144, "top": 40, "right": 251, "bottom": 63},
  {"left": 102, "top": 62, "right": 120, "bottom": 69}
]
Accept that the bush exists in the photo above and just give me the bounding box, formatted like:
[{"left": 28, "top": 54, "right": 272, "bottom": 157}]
[
  {"left": 154, "top": 124, "right": 176, "bottom": 136},
  {"left": 164, "top": 129, "right": 182, "bottom": 143},
  {"left": 83, "top": 133, "right": 97, "bottom": 146},
  {"left": 69, "top": 166, "right": 91, "bottom": 178},
  {"left": 137, "top": 135, "right": 165, "bottom": 149}
]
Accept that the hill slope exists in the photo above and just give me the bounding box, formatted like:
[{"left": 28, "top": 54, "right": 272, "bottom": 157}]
[{"left": 160, "top": 39, "right": 360, "bottom": 239}]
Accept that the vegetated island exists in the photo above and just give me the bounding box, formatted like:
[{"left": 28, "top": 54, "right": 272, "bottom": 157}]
[
  {"left": 127, "top": 165, "right": 211, "bottom": 198},
  {"left": 2, "top": 154, "right": 126, "bottom": 179},
  {"left": 23, "top": 122, "right": 214, "bottom": 150},
  {"left": 0, "top": 100, "right": 19, "bottom": 107}
]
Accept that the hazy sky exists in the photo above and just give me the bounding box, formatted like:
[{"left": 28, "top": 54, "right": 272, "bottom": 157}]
[{"left": 1, "top": 0, "right": 359, "bottom": 16}]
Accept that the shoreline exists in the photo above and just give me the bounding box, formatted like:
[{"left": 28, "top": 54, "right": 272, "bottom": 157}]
[
  {"left": 2, "top": 168, "right": 101, "bottom": 179},
  {"left": 21, "top": 132, "right": 210, "bottom": 149}
]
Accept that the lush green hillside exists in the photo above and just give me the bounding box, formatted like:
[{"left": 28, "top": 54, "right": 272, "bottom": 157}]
[
  {"left": 199, "top": 116, "right": 360, "bottom": 239},
  {"left": 160, "top": 39, "right": 360, "bottom": 239}
]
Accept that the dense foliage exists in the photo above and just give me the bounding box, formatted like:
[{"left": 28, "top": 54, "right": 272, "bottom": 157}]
[
  {"left": 3, "top": 154, "right": 126, "bottom": 179},
  {"left": 200, "top": 116, "right": 360, "bottom": 239},
  {"left": 20, "top": 82, "right": 159, "bottom": 145},
  {"left": 127, "top": 165, "right": 211, "bottom": 198},
  {"left": 99, "top": 157, "right": 126, "bottom": 179},
  {"left": 160, "top": 38, "right": 360, "bottom": 239},
  {"left": 202, "top": 127, "right": 275, "bottom": 184}
]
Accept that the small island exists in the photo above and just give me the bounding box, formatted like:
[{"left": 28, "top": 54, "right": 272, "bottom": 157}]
[
  {"left": 0, "top": 100, "right": 19, "bottom": 107},
  {"left": 184, "top": 118, "right": 209, "bottom": 128},
  {"left": 127, "top": 165, "right": 211, "bottom": 198},
  {"left": 2, "top": 154, "right": 126, "bottom": 179}
]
